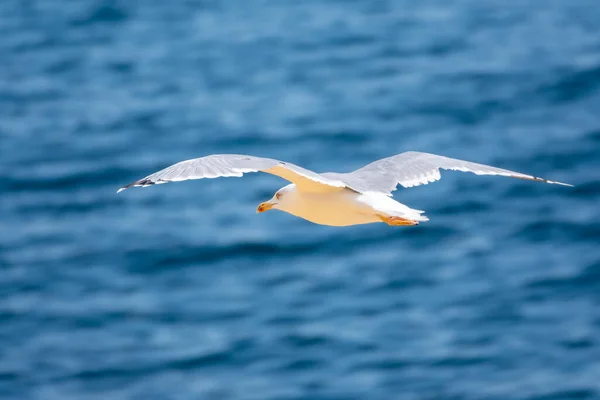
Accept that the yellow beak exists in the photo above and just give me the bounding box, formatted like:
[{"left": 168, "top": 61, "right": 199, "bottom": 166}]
[{"left": 256, "top": 201, "right": 274, "bottom": 213}]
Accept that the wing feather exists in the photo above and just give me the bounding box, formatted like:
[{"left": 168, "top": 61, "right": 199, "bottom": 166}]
[
  {"left": 324, "top": 151, "right": 572, "bottom": 195},
  {"left": 117, "top": 154, "right": 346, "bottom": 193}
]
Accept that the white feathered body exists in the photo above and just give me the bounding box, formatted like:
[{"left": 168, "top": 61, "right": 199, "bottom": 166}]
[{"left": 273, "top": 185, "right": 428, "bottom": 226}]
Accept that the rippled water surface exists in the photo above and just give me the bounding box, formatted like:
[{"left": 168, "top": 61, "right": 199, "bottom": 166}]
[{"left": 2, "top": 1, "right": 600, "bottom": 399}]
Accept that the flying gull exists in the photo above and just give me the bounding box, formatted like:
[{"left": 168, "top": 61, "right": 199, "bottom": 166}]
[{"left": 118, "top": 151, "right": 571, "bottom": 227}]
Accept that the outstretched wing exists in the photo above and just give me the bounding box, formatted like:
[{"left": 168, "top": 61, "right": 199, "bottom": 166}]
[
  {"left": 117, "top": 154, "right": 347, "bottom": 193},
  {"left": 325, "top": 151, "right": 572, "bottom": 195}
]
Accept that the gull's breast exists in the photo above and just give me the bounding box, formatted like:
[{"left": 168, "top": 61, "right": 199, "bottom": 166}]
[{"left": 291, "top": 189, "right": 380, "bottom": 226}]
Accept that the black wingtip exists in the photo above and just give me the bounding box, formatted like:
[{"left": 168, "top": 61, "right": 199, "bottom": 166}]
[
  {"left": 116, "top": 183, "right": 134, "bottom": 193},
  {"left": 516, "top": 175, "right": 573, "bottom": 187},
  {"left": 116, "top": 179, "right": 156, "bottom": 193},
  {"left": 536, "top": 177, "right": 573, "bottom": 187}
]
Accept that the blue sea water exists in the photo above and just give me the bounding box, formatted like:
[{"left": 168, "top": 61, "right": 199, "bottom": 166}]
[{"left": 1, "top": 1, "right": 600, "bottom": 399}]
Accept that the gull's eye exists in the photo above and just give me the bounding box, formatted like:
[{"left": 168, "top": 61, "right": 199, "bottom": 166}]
[{"left": 275, "top": 192, "right": 282, "bottom": 200}]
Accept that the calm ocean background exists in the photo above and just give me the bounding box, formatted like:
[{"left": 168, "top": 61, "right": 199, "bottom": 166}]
[{"left": 2, "top": 1, "right": 600, "bottom": 399}]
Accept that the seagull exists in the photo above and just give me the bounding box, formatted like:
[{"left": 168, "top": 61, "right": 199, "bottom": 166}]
[{"left": 118, "top": 151, "right": 571, "bottom": 227}]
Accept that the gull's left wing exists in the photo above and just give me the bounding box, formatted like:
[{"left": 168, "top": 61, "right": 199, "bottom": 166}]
[{"left": 324, "top": 151, "right": 572, "bottom": 195}]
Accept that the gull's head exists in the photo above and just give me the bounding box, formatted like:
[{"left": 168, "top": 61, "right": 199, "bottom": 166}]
[{"left": 257, "top": 184, "right": 296, "bottom": 213}]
